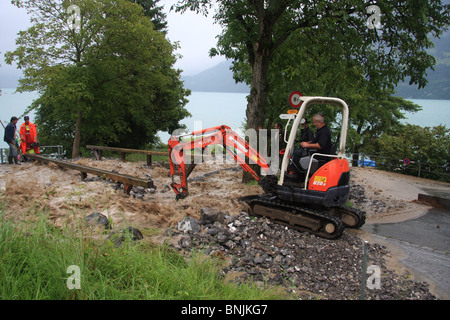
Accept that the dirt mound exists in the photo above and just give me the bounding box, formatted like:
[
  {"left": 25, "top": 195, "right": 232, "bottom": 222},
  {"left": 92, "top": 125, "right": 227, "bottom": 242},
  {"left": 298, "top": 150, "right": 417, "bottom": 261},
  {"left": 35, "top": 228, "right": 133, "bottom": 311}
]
[
  {"left": 349, "top": 167, "right": 448, "bottom": 223},
  {"left": 0, "top": 157, "right": 258, "bottom": 233}
]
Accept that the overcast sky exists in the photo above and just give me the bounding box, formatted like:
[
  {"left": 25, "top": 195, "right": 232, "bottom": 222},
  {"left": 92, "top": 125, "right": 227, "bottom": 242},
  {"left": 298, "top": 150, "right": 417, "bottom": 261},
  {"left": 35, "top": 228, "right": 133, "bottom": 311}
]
[{"left": 0, "top": 0, "right": 225, "bottom": 88}]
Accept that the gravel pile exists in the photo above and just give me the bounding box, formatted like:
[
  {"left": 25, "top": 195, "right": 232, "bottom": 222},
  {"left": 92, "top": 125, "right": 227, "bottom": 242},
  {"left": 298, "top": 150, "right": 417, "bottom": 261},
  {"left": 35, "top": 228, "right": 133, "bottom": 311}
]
[
  {"left": 348, "top": 183, "right": 389, "bottom": 214},
  {"left": 167, "top": 207, "right": 436, "bottom": 300}
]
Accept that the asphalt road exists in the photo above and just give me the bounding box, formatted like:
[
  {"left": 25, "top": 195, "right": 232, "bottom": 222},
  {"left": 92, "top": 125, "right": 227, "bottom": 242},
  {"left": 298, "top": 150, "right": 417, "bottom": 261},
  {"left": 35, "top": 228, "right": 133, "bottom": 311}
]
[{"left": 363, "top": 208, "right": 450, "bottom": 299}]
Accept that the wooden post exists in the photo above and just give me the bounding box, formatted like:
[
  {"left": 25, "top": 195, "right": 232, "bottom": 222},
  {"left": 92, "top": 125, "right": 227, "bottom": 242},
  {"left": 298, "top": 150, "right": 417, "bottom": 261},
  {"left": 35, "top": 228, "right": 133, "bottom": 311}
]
[
  {"left": 146, "top": 154, "right": 152, "bottom": 166},
  {"left": 124, "top": 183, "right": 133, "bottom": 195},
  {"left": 93, "top": 149, "right": 100, "bottom": 161}
]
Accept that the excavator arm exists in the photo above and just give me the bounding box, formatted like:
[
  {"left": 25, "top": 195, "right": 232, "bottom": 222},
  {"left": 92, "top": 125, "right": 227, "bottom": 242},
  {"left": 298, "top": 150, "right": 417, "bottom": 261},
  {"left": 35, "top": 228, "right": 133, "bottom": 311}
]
[{"left": 168, "top": 125, "right": 271, "bottom": 199}]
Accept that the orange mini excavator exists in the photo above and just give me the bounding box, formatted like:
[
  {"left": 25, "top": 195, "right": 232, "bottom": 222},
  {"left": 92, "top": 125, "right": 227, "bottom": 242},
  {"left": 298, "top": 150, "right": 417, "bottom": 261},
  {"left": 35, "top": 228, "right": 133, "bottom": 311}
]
[{"left": 168, "top": 97, "right": 365, "bottom": 239}]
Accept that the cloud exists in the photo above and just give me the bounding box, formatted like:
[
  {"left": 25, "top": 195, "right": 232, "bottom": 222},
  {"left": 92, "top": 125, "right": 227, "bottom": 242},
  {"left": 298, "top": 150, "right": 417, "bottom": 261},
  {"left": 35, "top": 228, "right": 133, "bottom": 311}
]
[
  {"left": 0, "top": 2, "right": 32, "bottom": 88},
  {"left": 160, "top": 1, "right": 225, "bottom": 75},
  {"left": 0, "top": 0, "right": 224, "bottom": 88}
]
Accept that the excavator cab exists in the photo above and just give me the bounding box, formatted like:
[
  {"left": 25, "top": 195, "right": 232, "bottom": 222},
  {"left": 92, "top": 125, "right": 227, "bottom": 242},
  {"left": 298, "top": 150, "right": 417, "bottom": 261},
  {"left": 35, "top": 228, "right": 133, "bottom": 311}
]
[
  {"left": 243, "top": 97, "right": 364, "bottom": 239},
  {"left": 278, "top": 96, "right": 349, "bottom": 188}
]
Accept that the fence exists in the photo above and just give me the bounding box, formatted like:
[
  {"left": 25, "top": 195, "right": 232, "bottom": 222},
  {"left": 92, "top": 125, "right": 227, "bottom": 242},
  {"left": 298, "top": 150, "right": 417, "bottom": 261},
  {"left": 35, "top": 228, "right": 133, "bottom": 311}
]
[
  {"left": 0, "top": 145, "right": 65, "bottom": 164},
  {"left": 2, "top": 146, "right": 448, "bottom": 182},
  {"left": 349, "top": 153, "right": 450, "bottom": 182}
]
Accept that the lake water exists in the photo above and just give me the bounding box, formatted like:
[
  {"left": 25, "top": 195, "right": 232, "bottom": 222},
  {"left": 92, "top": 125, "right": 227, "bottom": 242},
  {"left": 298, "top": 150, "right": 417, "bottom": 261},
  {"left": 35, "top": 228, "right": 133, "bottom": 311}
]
[{"left": 1, "top": 88, "right": 449, "bottom": 149}]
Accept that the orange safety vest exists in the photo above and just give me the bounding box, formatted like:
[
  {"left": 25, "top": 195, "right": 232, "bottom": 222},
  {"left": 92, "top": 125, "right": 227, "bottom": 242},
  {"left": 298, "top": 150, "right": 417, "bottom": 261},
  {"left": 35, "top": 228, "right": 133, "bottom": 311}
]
[{"left": 19, "top": 122, "right": 39, "bottom": 154}]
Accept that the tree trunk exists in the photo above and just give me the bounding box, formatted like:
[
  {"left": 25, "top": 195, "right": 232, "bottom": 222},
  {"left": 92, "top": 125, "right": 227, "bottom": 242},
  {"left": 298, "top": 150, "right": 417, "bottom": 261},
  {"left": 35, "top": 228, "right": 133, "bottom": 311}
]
[
  {"left": 242, "top": 46, "right": 271, "bottom": 183},
  {"left": 241, "top": 6, "right": 278, "bottom": 183},
  {"left": 72, "top": 110, "right": 82, "bottom": 159}
]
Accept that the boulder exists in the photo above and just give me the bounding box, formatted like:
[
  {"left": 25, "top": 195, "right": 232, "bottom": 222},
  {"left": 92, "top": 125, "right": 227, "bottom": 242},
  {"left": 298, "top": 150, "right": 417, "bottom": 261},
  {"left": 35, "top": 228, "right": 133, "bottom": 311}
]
[
  {"left": 199, "top": 207, "right": 226, "bottom": 225},
  {"left": 177, "top": 216, "right": 201, "bottom": 234},
  {"left": 85, "top": 212, "right": 111, "bottom": 230}
]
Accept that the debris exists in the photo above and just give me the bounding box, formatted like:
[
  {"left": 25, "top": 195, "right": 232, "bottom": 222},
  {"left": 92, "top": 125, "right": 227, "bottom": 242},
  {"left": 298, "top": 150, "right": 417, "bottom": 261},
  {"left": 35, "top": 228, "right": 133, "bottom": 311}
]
[{"left": 168, "top": 209, "right": 436, "bottom": 300}]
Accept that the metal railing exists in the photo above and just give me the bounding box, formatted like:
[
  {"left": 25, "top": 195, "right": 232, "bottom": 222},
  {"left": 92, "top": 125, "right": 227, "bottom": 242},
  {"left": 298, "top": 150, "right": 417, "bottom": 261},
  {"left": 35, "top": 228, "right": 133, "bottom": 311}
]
[
  {"left": 348, "top": 153, "right": 450, "bottom": 182},
  {"left": 0, "top": 145, "right": 65, "bottom": 164}
]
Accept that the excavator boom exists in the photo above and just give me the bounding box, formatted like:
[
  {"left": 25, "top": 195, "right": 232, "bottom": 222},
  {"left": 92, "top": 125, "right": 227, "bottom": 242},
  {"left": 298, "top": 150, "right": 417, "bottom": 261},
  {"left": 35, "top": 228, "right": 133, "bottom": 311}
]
[{"left": 168, "top": 125, "right": 271, "bottom": 199}]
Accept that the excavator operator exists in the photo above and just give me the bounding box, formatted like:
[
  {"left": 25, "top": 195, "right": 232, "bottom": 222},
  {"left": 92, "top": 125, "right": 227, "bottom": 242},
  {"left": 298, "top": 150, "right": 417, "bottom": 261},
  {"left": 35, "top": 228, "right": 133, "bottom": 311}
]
[
  {"left": 300, "top": 114, "right": 331, "bottom": 158},
  {"left": 288, "top": 113, "right": 331, "bottom": 177}
]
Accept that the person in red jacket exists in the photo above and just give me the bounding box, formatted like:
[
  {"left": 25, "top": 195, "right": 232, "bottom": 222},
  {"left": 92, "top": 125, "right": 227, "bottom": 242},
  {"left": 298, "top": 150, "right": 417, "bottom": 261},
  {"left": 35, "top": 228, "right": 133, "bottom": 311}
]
[{"left": 19, "top": 116, "right": 40, "bottom": 154}]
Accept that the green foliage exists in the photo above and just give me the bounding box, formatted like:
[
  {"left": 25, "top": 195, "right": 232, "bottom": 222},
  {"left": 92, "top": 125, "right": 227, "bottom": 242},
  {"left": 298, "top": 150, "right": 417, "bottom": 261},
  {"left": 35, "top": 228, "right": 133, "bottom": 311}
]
[
  {"left": 174, "top": 0, "right": 449, "bottom": 156},
  {"left": 6, "top": 0, "right": 190, "bottom": 157},
  {"left": 129, "top": 0, "right": 168, "bottom": 33},
  {"left": 364, "top": 124, "right": 450, "bottom": 181}
]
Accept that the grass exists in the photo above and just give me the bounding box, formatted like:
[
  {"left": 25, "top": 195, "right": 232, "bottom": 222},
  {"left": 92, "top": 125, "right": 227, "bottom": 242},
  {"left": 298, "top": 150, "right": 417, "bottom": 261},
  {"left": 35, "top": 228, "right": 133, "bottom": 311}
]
[{"left": 0, "top": 207, "right": 285, "bottom": 300}]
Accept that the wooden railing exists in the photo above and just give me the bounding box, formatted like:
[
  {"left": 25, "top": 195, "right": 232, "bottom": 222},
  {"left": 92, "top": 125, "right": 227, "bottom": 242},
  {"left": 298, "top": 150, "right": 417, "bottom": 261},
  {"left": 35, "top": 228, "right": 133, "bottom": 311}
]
[{"left": 86, "top": 145, "right": 168, "bottom": 166}]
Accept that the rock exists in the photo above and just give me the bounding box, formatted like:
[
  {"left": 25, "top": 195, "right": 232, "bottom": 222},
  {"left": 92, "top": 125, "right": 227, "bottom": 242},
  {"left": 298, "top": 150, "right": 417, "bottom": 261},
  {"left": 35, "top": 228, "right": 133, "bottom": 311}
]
[
  {"left": 177, "top": 216, "right": 201, "bottom": 234},
  {"left": 166, "top": 210, "right": 437, "bottom": 300},
  {"left": 85, "top": 212, "right": 111, "bottom": 230},
  {"left": 200, "top": 207, "right": 226, "bottom": 225},
  {"left": 217, "top": 233, "right": 229, "bottom": 243},
  {"left": 179, "top": 235, "right": 192, "bottom": 248},
  {"left": 107, "top": 227, "right": 143, "bottom": 247}
]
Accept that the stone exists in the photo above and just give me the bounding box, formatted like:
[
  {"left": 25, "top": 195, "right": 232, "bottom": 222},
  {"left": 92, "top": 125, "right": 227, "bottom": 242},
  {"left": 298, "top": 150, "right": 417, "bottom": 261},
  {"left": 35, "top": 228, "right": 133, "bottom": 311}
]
[
  {"left": 85, "top": 212, "right": 111, "bottom": 230},
  {"left": 200, "top": 207, "right": 226, "bottom": 225},
  {"left": 179, "top": 235, "right": 192, "bottom": 248},
  {"left": 177, "top": 217, "right": 201, "bottom": 234},
  {"left": 107, "top": 227, "right": 143, "bottom": 247}
]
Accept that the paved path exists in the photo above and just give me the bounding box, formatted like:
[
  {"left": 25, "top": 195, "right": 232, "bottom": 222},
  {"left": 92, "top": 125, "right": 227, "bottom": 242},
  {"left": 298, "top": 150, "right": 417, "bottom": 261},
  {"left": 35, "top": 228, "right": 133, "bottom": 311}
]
[{"left": 363, "top": 208, "right": 450, "bottom": 299}]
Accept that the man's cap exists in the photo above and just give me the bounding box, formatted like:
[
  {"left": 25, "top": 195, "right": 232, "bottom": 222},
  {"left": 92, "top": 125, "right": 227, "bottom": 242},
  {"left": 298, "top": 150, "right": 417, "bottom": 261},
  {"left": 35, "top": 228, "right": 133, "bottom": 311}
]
[
  {"left": 24, "top": 116, "right": 29, "bottom": 120},
  {"left": 300, "top": 118, "right": 309, "bottom": 124}
]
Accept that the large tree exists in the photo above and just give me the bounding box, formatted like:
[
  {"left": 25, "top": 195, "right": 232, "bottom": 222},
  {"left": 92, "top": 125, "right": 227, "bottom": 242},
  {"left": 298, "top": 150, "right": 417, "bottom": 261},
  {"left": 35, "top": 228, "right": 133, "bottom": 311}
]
[
  {"left": 174, "top": 0, "right": 449, "bottom": 179},
  {"left": 249, "top": 27, "right": 422, "bottom": 163},
  {"left": 6, "top": 0, "right": 190, "bottom": 157},
  {"left": 129, "top": 0, "right": 168, "bottom": 33}
]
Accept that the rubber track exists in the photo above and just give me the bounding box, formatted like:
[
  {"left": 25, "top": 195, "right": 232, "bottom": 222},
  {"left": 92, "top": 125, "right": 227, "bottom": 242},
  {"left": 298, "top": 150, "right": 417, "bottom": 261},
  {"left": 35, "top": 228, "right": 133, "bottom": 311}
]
[
  {"left": 239, "top": 195, "right": 345, "bottom": 240},
  {"left": 334, "top": 206, "right": 366, "bottom": 229}
]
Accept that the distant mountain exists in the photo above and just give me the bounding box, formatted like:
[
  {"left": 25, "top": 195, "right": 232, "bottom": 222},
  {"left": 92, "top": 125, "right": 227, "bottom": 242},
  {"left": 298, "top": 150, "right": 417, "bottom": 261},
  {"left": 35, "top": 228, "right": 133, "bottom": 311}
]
[
  {"left": 181, "top": 61, "right": 249, "bottom": 93},
  {"left": 394, "top": 30, "right": 450, "bottom": 100}
]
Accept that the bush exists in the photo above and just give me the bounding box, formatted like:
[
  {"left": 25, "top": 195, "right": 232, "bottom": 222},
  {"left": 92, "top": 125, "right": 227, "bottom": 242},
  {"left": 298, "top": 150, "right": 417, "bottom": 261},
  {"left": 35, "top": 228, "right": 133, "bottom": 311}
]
[{"left": 364, "top": 124, "right": 450, "bottom": 182}]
